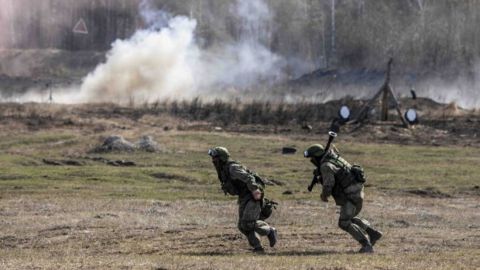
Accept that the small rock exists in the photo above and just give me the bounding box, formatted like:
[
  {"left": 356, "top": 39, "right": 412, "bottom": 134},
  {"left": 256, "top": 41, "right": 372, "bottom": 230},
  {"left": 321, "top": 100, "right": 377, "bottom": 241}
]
[
  {"left": 282, "top": 147, "right": 297, "bottom": 154},
  {"left": 301, "top": 123, "right": 313, "bottom": 132},
  {"left": 93, "top": 135, "right": 136, "bottom": 153},
  {"left": 283, "top": 190, "right": 293, "bottom": 195},
  {"left": 136, "top": 135, "right": 160, "bottom": 152}
]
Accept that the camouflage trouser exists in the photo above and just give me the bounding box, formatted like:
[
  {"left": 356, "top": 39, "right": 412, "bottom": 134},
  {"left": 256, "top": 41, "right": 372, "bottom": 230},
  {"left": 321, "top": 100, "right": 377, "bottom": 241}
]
[
  {"left": 338, "top": 184, "right": 373, "bottom": 244},
  {"left": 237, "top": 196, "right": 272, "bottom": 249}
]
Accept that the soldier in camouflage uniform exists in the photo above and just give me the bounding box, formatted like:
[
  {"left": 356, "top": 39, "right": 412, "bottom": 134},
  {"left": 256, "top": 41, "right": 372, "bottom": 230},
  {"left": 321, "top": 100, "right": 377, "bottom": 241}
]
[
  {"left": 304, "top": 144, "right": 383, "bottom": 253},
  {"left": 208, "top": 146, "right": 278, "bottom": 252}
]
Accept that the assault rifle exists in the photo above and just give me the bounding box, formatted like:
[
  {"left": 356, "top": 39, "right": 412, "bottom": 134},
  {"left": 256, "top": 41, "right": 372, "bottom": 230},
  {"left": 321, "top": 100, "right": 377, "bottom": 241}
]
[{"left": 307, "top": 174, "right": 321, "bottom": 192}]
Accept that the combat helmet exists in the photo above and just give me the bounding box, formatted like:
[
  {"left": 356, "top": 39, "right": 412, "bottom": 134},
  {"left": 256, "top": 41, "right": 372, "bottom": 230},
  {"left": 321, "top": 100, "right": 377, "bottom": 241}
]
[
  {"left": 208, "top": 146, "right": 230, "bottom": 162},
  {"left": 304, "top": 144, "right": 325, "bottom": 158}
]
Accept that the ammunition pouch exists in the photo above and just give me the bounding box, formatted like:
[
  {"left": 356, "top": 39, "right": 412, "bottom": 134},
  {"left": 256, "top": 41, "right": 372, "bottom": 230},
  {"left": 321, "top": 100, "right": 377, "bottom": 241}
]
[
  {"left": 260, "top": 198, "right": 278, "bottom": 220},
  {"left": 350, "top": 164, "right": 366, "bottom": 183}
]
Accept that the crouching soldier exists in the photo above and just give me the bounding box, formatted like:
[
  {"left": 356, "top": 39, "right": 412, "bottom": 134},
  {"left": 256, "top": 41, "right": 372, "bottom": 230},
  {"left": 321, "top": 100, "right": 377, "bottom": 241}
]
[
  {"left": 208, "top": 146, "right": 277, "bottom": 252},
  {"left": 304, "top": 144, "right": 382, "bottom": 253}
]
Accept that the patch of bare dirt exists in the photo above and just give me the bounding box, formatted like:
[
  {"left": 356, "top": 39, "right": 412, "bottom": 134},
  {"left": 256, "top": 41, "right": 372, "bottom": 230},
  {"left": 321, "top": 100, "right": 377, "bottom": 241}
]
[{"left": 0, "top": 193, "right": 478, "bottom": 256}]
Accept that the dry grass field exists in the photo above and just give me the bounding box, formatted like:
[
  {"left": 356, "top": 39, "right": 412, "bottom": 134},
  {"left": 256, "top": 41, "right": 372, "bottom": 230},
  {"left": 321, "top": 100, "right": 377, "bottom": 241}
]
[{"left": 0, "top": 103, "right": 479, "bottom": 269}]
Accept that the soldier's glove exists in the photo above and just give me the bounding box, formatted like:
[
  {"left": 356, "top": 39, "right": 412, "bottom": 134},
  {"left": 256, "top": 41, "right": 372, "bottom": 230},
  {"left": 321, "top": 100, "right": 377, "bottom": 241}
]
[
  {"left": 320, "top": 193, "right": 329, "bottom": 202},
  {"left": 252, "top": 189, "right": 262, "bottom": 201}
]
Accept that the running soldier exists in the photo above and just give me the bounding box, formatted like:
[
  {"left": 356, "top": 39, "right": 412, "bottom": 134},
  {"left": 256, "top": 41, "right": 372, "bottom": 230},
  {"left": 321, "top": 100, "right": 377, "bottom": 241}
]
[
  {"left": 208, "top": 146, "right": 277, "bottom": 252},
  {"left": 304, "top": 144, "right": 383, "bottom": 253}
]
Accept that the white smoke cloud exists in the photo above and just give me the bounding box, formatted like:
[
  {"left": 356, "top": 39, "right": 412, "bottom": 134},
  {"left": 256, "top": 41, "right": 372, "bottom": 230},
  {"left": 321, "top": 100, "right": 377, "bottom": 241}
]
[
  {"left": 74, "top": 0, "right": 285, "bottom": 103},
  {"left": 78, "top": 15, "right": 199, "bottom": 103},
  {"left": 2, "top": 0, "right": 480, "bottom": 108},
  {"left": 3, "top": 0, "right": 286, "bottom": 104},
  {"left": 415, "top": 69, "right": 480, "bottom": 109}
]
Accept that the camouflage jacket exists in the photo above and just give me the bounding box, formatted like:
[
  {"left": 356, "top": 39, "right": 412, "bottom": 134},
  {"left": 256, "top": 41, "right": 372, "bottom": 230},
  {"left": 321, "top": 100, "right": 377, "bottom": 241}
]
[
  {"left": 218, "top": 161, "right": 263, "bottom": 198},
  {"left": 319, "top": 154, "right": 363, "bottom": 205}
]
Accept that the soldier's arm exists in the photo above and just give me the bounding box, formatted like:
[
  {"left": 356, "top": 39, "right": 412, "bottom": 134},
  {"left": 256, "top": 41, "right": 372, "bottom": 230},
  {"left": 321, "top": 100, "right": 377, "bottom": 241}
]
[
  {"left": 320, "top": 162, "right": 337, "bottom": 198},
  {"left": 229, "top": 164, "right": 261, "bottom": 192}
]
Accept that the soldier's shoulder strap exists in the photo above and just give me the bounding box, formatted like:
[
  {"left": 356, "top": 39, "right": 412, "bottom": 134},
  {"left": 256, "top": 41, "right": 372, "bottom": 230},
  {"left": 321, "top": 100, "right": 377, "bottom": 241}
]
[{"left": 324, "top": 153, "right": 351, "bottom": 171}]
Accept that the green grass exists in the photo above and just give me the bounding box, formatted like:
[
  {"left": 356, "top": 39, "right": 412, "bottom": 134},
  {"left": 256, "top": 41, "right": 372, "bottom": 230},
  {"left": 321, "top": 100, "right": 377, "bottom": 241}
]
[
  {"left": 0, "top": 131, "right": 479, "bottom": 200},
  {"left": 0, "top": 130, "right": 479, "bottom": 270}
]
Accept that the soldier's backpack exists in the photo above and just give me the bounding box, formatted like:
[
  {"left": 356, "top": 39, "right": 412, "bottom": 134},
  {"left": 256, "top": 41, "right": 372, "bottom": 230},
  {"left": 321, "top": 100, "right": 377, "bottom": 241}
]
[
  {"left": 220, "top": 161, "right": 266, "bottom": 196},
  {"left": 325, "top": 154, "right": 367, "bottom": 185},
  {"left": 221, "top": 178, "right": 240, "bottom": 195}
]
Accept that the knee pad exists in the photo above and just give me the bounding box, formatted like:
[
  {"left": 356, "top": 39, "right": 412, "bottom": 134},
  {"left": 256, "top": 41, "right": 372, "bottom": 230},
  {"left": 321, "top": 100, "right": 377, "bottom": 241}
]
[
  {"left": 352, "top": 217, "right": 370, "bottom": 227},
  {"left": 338, "top": 219, "right": 351, "bottom": 230}
]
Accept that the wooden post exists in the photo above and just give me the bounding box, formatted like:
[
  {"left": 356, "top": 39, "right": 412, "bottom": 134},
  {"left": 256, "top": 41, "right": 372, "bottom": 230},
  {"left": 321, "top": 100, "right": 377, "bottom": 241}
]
[
  {"left": 353, "top": 86, "right": 382, "bottom": 123},
  {"left": 353, "top": 58, "right": 409, "bottom": 128},
  {"left": 381, "top": 85, "right": 389, "bottom": 121},
  {"left": 380, "top": 58, "right": 393, "bottom": 121},
  {"left": 388, "top": 85, "right": 409, "bottom": 128}
]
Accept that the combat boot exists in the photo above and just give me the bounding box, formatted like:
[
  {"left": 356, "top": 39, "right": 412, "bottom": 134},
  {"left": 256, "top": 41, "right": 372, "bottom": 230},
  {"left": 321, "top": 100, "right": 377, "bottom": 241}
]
[
  {"left": 267, "top": 227, "right": 278, "bottom": 247},
  {"left": 366, "top": 228, "right": 383, "bottom": 246},
  {"left": 358, "top": 240, "right": 374, "bottom": 253}
]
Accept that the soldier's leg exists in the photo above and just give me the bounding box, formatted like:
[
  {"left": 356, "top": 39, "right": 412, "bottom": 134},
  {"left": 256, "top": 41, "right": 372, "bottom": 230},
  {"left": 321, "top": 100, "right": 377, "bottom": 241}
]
[
  {"left": 238, "top": 199, "right": 263, "bottom": 249},
  {"left": 349, "top": 199, "right": 370, "bottom": 230},
  {"left": 254, "top": 218, "right": 278, "bottom": 248},
  {"left": 241, "top": 199, "right": 272, "bottom": 236},
  {"left": 243, "top": 199, "right": 278, "bottom": 247},
  {"left": 240, "top": 199, "right": 278, "bottom": 249},
  {"left": 338, "top": 200, "right": 371, "bottom": 251},
  {"left": 237, "top": 222, "right": 259, "bottom": 248},
  {"left": 349, "top": 200, "right": 383, "bottom": 246},
  {"left": 238, "top": 198, "right": 261, "bottom": 249}
]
